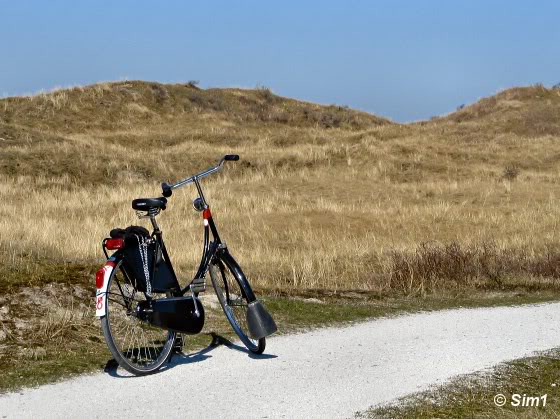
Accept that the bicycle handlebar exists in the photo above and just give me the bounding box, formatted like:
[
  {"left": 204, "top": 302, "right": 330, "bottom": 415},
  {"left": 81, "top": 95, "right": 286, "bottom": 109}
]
[{"left": 161, "top": 154, "right": 239, "bottom": 197}]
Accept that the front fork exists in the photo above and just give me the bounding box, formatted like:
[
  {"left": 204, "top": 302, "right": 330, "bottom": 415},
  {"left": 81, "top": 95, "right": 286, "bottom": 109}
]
[{"left": 183, "top": 205, "right": 220, "bottom": 295}]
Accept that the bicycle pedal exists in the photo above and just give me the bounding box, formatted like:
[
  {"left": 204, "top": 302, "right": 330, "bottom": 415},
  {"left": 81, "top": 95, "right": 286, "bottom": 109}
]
[
  {"left": 190, "top": 277, "right": 206, "bottom": 293},
  {"left": 173, "top": 334, "right": 184, "bottom": 352}
]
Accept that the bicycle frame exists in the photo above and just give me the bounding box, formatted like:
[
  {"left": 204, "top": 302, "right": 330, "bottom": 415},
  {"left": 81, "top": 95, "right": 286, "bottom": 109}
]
[
  {"left": 158, "top": 155, "right": 240, "bottom": 297},
  {"left": 181, "top": 200, "right": 221, "bottom": 296},
  {"left": 101, "top": 155, "right": 254, "bottom": 300},
  {"left": 121, "top": 183, "right": 223, "bottom": 299}
]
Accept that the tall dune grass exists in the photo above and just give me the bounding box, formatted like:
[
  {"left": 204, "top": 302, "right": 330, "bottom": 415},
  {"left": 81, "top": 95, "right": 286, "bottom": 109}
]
[{"left": 2, "top": 81, "right": 560, "bottom": 295}]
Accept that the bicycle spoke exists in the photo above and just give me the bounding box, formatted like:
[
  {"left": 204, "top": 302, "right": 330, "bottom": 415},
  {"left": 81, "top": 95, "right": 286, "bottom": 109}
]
[
  {"left": 102, "top": 262, "right": 174, "bottom": 373},
  {"left": 211, "top": 260, "right": 263, "bottom": 351}
]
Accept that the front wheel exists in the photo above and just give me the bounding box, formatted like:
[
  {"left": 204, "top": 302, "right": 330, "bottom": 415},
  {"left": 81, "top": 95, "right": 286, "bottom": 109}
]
[{"left": 209, "top": 254, "right": 266, "bottom": 354}]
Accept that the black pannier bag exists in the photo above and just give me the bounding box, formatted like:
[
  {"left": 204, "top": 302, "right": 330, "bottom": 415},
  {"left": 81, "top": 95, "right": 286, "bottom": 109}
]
[{"left": 110, "top": 226, "right": 179, "bottom": 294}]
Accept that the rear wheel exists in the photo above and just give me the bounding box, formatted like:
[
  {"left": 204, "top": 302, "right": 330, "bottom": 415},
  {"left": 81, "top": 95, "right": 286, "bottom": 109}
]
[
  {"left": 101, "top": 260, "right": 176, "bottom": 375},
  {"left": 209, "top": 256, "right": 266, "bottom": 354}
]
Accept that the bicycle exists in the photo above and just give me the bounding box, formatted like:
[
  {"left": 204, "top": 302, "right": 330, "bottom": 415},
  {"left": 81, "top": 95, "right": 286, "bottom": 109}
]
[{"left": 95, "top": 155, "right": 277, "bottom": 375}]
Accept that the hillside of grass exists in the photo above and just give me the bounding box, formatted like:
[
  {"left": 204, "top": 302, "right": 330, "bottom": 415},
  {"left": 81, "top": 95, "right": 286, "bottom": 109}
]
[
  {"left": 0, "top": 81, "right": 389, "bottom": 132},
  {"left": 2, "top": 80, "right": 560, "bottom": 390},
  {"left": 0, "top": 81, "right": 389, "bottom": 185},
  {"left": 2, "top": 80, "right": 560, "bottom": 294},
  {"left": 432, "top": 84, "right": 560, "bottom": 137}
]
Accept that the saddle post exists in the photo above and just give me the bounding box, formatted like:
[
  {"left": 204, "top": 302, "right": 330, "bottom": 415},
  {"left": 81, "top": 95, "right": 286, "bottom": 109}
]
[{"left": 148, "top": 209, "right": 161, "bottom": 233}]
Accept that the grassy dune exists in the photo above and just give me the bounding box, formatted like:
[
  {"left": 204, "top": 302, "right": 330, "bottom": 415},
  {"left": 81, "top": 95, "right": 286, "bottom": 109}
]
[
  {"left": 2, "top": 81, "right": 560, "bottom": 294},
  {"left": 2, "top": 80, "right": 560, "bottom": 389}
]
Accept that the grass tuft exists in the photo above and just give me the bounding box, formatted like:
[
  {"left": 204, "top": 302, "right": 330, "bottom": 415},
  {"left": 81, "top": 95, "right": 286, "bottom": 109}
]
[{"left": 362, "top": 349, "right": 560, "bottom": 418}]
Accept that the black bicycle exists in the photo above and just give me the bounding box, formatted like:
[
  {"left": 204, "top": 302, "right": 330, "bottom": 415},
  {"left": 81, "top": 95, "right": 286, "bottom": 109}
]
[{"left": 95, "top": 155, "right": 277, "bottom": 375}]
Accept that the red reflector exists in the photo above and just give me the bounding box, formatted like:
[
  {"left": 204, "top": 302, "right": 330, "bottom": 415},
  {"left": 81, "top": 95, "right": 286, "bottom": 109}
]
[
  {"left": 96, "top": 261, "right": 115, "bottom": 289},
  {"left": 203, "top": 208, "right": 212, "bottom": 220},
  {"left": 95, "top": 268, "right": 105, "bottom": 289},
  {"left": 105, "top": 238, "right": 124, "bottom": 250}
]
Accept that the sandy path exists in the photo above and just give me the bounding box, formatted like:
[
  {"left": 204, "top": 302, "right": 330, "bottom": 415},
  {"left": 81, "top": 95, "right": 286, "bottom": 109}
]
[{"left": 1, "top": 302, "right": 559, "bottom": 418}]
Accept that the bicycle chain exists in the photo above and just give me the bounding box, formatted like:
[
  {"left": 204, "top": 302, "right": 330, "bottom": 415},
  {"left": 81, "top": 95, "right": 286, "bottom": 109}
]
[{"left": 135, "top": 234, "right": 152, "bottom": 297}]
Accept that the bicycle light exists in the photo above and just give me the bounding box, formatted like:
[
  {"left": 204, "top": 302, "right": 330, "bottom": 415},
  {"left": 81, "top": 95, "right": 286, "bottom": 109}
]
[
  {"left": 105, "top": 238, "right": 124, "bottom": 250},
  {"left": 192, "top": 197, "right": 205, "bottom": 212}
]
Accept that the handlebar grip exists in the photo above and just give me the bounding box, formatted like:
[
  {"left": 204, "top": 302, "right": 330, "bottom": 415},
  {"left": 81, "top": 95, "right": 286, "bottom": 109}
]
[
  {"left": 161, "top": 182, "right": 173, "bottom": 197},
  {"left": 224, "top": 154, "right": 240, "bottom": 161}
]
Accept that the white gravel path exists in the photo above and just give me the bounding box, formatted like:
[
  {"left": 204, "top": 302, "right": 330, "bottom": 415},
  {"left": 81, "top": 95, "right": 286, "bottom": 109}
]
[{"left": 1, "top": 302, "right": 560, "bottom": 419}]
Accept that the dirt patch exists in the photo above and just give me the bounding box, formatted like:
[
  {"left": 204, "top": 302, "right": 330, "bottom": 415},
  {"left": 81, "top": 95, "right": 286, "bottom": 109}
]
[{"left": 0, "top": 282, "right": 97, "bottom": 360}]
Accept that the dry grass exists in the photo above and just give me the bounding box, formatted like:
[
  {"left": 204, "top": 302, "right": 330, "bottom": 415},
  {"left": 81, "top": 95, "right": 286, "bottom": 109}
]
[
  {"left": 1, "top": 81, "right": 560, "bottom": 296},
  {"left": 2, "top": 81, "right": 560, "bottom": 389},
  {"left": 363, "top": 348, "right": 560, "bottom": 418},
  {"left": 437, "top": 84, "right": 560, "bottom": 136}
]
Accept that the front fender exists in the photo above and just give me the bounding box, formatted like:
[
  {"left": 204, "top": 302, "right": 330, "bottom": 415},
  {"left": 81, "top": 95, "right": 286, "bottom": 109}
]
[
  {"left": 216, "top": 249, "right": 256, "bottom": 302},
  {"left": 95, "top": 256, "right": 118, "bottom": 317}
]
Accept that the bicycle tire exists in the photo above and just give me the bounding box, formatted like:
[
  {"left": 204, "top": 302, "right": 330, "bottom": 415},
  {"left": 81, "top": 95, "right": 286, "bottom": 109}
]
[
  {"left": 209, "top": 254, "right": 266, "bottom": 354},
  {"left": 101, "top": 259, "right": 176, "bottom": 375}
]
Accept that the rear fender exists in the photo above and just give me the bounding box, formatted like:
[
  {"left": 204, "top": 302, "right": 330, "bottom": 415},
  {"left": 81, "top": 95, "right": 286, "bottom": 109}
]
[{"left": 95, "top": 256, "right": 119, "bottom": 317}]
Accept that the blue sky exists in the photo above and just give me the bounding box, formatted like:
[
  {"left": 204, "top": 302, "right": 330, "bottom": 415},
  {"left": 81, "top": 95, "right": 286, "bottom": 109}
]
[{"left": 1, "top": 1, "right": 559, "bottom": 121}]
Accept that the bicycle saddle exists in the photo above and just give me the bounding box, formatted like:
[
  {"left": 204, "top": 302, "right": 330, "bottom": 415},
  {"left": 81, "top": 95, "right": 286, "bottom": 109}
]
[{"left": 131, "top": 197, "right": 167, "bottom": 211}]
